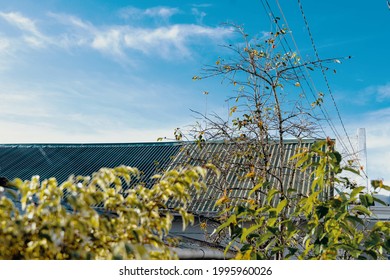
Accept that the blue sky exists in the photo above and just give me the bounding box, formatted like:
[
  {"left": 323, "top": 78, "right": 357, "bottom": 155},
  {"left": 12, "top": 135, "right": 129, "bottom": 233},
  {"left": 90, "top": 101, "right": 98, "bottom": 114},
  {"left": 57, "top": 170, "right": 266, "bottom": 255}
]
[{"left": 0, "top": 0, "right": 389, "bottom": 183}]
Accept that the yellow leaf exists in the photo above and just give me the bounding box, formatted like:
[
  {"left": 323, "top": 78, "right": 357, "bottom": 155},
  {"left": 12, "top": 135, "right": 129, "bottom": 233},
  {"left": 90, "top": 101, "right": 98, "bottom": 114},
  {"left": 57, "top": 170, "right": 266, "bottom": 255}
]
[
  {"left": 245, "top": 171, "right": 255, "bottom": 178},
  {"left": 229, "top": 106, "right": 237, "bottom": 116},
  {"left": 215, "top": 195, "right": 230, "bottom": 206}
]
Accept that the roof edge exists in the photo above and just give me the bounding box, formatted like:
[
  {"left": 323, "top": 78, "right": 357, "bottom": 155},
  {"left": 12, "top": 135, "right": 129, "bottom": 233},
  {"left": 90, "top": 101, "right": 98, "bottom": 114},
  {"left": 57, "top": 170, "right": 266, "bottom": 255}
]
[{"left": 0, "top": 138, "right": 329, "bottom": 148}]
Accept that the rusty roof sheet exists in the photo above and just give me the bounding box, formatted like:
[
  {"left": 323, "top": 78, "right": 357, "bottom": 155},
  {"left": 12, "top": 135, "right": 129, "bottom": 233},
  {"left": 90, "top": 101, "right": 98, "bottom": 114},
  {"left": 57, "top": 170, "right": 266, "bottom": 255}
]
[{"left": 167, "top": 139, "right": 323, "bottom": 216}]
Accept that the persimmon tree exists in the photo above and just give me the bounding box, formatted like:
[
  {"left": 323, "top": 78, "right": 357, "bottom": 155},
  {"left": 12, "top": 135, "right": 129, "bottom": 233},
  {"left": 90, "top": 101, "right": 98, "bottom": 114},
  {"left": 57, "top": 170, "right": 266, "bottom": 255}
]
[
  {"left": 186, "top": 25, "right": 389, "bottom": 259},
  {"left": 0, "top": 165, "right": 213, "bottom": 260}
]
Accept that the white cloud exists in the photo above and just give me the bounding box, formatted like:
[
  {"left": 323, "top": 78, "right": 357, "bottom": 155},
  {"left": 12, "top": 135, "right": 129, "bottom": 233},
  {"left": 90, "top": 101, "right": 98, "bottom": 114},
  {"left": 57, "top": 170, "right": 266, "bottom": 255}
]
[
  {"left": 350, "top": 82, "right": 390, "bottom": 103},
  {"left": 0, "top": 10, "right": 233, "bottom": 62},
  {"left": 0, "top": 12, "right": 50, "bottom": 48},
  {"left": 91, "top": 28, "right": 125, "bottom": 58},
  {"left": 119, "top": 6, "right": 180, "bottom": 21},
  {"left": 377, "top": 83, "right": 390, "bottom": 99},
  {"left": 48, "top": 13, "right": 233, "bottom": 60},
  {"left": 366, "top": 107, "right": 390, "bottom": 122},
  {"left": 0, "top": 37, "right": 10, "bottom": 51},
  {"left": 192, "top": 7, "right": 207, "bottom": 25},
  {"left": 144, "top": 7, "right": 180, "bottom": 19},
  {"left": 0, "top": 12, "right": 39, "bottom": 34},
  {"left": 121, "top": 24, "right": 232, "bottom": 58}
]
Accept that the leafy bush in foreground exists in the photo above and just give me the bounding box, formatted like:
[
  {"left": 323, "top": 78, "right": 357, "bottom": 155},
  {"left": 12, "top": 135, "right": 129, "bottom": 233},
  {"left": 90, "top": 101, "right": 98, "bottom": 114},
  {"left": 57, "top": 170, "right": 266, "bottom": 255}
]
[{"left": 0, "top": 165, "right": 210, "bottom": 260}]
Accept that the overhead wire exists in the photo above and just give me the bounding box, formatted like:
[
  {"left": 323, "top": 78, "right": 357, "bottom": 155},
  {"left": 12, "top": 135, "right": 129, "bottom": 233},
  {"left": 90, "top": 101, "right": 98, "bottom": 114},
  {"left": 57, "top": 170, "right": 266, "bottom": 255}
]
[
  {"left": 259, "top": 0, "right": 334, "bottom": 141},
  {"left": 271, "top": 0, "right": 351, "bottom": 155},
  {"left": 257, "top": 0, "right": 367, "bottom": 180},
  {"left": 296, "top": 0, "right": 368, "bottom": 179}
]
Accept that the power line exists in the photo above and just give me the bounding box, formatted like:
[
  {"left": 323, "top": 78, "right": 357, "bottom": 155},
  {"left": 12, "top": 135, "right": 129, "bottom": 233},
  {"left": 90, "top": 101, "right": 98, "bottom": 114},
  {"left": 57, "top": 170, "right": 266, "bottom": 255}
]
[
  {"left": 271, "top": 0, "right": 351, "bottom": 156},
  {"left": 259, "top": 0, "right": 351, "bottom": 154},
  {"left": 258, "top": 0, "right": 326, "bottom": 136},
  {"left": 257, "top": 0, "right": 368, "bottom": 180},
  {"left": 270, "top": 1, "right": 332, "bottom": 138},
  {"left": 296, "top": 0, "right": 368, "bottom": 179}
]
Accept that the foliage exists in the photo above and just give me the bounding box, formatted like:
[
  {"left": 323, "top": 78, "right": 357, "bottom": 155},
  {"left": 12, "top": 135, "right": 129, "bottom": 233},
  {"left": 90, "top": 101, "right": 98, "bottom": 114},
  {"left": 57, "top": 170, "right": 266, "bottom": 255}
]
[
  {"left": 0, "top": 165, "right": 210, "bottom": 260},
  {"left": 215, "top": 140, "right": 390, "bottom": 260}
]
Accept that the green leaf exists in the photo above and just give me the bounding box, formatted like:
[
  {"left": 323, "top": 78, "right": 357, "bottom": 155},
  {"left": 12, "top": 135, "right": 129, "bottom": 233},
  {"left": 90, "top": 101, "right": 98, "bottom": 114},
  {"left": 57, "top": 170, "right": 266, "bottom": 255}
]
[
  {"left": 276, "top": 199, "right": 287, "bottom": 214},
  {"left": 266, "top": 225, "right": 278, "bottom": 235},
  {"left": 241, "top": 223, "right": 263, "bottom": 242},
  {"left": 371, "top": 180, "right": 382, "bottom": 189},
  {"left": 256, "top": 232, "right": 273, "bottom": 247},
  {"left": 372, "top": 196, "right": 388, "bottom": 206},
  {"left": 224, "top": 239, "right": 236, "bottom": 255},
  {"left": 249, "top": 183, "right": 263, "bottom": 197},
  {"left": 343, "top": 166, "right": 360, "bottom": 175},
  {"left": 350, "top": 186, "right": 365, "bottom": 199},
  {"left": 216, "top": 214, "right": 237, "bottom": 233},
  {"left": 351, "top": 205, "right": 372, "bottom": 216},
  {"left": 266, "top": 188, "right": 280, "bottom": 204},
  {"left": 311, "top": 140, "right": 326, "bottom": 151},
  {"left": 333, "top": 151, "right": 342, "bottom": 164},
  {"left": 359, "top": 194, "right": 374, "bottom": 207},
  {"left": 346, "top": 215, "right": 365, "bottom": 226},
  {"left": 379, "top": 184, "right": 390, "bottom": 191}
]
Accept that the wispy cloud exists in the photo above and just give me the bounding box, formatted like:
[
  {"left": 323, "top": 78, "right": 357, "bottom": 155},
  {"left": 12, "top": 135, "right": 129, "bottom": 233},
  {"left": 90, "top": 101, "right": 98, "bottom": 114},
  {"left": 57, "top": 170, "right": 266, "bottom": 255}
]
[
  {"left": 192, "top": 7, "right": 207, "bottom": 25},
  {"left": 367, "top": 107, "right": 390, "bottom": 120},
  {"left": 376, "top": 83, "right": 390, "bottom": 100},
  {"left": 119, "top": 6, "right": 180, "bottom": 22},
  {"left": 0, "top": 37, "right": 10, "bottom": 51},
  {"left": 337, "top": 82, "right": 390, "bottom": 106},
  {"left": 0, "top": 10, "right": 233, "bottom": 62},
  {"left": 0, "top": 11, "right": 50, "bottom": 48},
  {"left": 0, "top": 12, "right": 40, "bottom": 34},
  {"left": 50, "top": 12, "right": 233, "bottom": 61},
  {"left": 144, "top": 6, "right": 180, "bottom": 19},
  {"left": 356, "top": 83, "right": 390, "bottom": 103}
]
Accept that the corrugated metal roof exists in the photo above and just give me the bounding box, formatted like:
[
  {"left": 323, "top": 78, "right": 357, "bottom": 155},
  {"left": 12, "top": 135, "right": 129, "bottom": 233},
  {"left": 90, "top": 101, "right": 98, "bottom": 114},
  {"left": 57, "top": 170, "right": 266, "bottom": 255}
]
[
  {"left": 168, "top": 139, "right": 324, "bottom": 215},
  {"left": 0, "top": 140, "right": 322, "bottom": 217},
  {"left": 0, "top": 142, "right": 182, "bottom": 187}
]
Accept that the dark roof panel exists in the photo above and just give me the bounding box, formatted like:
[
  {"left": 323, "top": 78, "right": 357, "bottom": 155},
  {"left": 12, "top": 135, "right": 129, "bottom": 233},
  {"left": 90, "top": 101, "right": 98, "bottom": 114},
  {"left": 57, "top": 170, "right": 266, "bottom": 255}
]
[{"left": 0, "top": 142, "right": 182, "bottom": 185}]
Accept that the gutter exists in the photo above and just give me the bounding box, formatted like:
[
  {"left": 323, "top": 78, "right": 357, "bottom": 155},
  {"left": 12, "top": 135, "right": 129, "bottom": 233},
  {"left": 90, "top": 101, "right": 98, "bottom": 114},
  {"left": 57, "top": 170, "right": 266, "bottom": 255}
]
[{"left": 171, "top": 247, "right": 235, "bottom": 260}]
